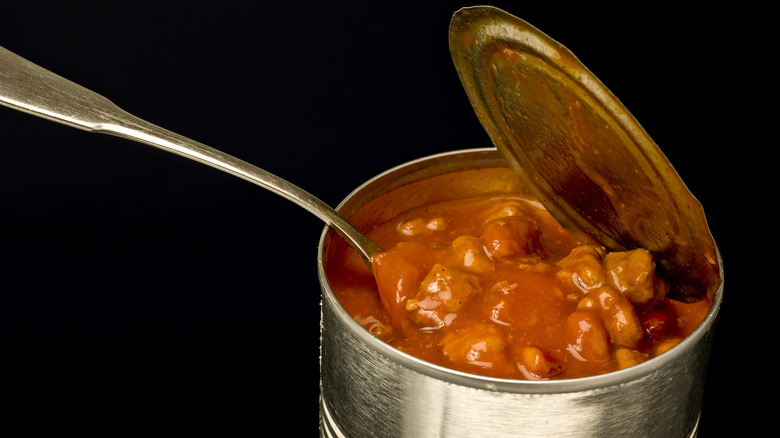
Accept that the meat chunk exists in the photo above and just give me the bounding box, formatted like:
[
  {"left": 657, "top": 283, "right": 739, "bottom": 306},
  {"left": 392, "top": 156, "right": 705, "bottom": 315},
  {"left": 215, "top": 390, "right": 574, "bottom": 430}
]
[
  {"left": 555, "top": 245, "right": 607, "bottom": 293},
  {"left": 603, "top": 248, "right": 667, "bottom": 311},
  {"left": 582, "top": 287, "right": 643, "bottom": 349},
  {"left": 440, "top": 322, "right": 510, "bottom": 373},
  {"left": 450, "top": 235, "right": 495, "bottom": 274},
  {"left": 405, "top": 264, "right": 481, "bottom": 329}
]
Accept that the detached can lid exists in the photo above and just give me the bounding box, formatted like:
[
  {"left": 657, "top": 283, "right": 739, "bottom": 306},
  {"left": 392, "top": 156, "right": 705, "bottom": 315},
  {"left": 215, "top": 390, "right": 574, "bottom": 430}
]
[{"left": 449, "top": 6, "right": 720, "bottom": 302}]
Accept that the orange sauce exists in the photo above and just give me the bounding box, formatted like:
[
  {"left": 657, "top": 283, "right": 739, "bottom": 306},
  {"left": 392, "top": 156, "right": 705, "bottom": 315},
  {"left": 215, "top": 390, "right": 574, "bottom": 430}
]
[{"left": 325, "top": 168, "right": 711, "bottom": 380}]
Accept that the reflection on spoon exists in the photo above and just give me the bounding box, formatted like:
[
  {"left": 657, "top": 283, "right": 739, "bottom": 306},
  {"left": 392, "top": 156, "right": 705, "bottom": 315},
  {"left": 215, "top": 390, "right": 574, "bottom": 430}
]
[{"left": 0, "top": 45, "right": 384, "bottom": 270}]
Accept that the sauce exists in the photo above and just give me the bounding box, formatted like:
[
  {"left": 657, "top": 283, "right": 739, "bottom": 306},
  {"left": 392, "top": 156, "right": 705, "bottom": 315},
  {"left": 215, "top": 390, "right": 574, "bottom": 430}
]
[{"left": 324, "top": 168, "right": 711, "bottom": 380}]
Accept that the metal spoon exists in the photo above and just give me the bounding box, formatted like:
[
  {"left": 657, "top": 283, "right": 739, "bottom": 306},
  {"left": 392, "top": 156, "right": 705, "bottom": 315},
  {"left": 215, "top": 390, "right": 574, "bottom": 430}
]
[{"left": 0, "top": 45, "right": 383, "bottom": 269}]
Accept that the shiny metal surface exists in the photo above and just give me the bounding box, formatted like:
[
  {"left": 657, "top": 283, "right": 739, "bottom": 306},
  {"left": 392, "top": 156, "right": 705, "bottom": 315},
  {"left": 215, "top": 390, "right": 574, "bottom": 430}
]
[
  {"left": 318, "top": 149, "right": 722, "bottom": 438},
  {"left": 449, "top": 7, "right": 720, "bottom": 303},
  {"left": 0, "top": 45, "right": 382, "bottom": 268}
]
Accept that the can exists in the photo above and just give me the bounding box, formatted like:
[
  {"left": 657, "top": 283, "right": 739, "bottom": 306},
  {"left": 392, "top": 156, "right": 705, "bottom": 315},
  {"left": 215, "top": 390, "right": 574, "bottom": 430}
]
[{"left": 318, "top": 148, "right": 723, "bottom": 438}]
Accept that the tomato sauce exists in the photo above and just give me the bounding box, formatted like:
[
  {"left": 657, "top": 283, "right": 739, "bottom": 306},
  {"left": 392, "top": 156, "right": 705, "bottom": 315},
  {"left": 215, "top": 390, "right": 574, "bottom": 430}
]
[{"left": 324, "top": 168, "right": 711, "bottom": 380}]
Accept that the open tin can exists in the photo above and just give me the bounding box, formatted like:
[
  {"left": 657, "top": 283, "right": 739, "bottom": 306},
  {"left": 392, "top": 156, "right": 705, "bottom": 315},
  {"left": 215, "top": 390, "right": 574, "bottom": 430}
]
[
  {"left": 318, "top": 6, "right": 722, "bottom": 437},
  {"left": 318, "top": 148, "right": 723, "bottom": 438}
]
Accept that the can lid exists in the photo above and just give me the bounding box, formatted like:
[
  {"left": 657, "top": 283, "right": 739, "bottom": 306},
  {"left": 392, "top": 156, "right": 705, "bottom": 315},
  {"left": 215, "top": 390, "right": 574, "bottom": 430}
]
[{"left": 449, "top": 6, "right": 720, "bottom": 302}]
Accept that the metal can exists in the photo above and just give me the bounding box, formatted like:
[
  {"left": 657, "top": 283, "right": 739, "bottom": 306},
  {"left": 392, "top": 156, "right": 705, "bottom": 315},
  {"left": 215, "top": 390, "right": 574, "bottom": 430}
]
[{"left": 318, "top": 148, "right": 723, "bottom": 438}]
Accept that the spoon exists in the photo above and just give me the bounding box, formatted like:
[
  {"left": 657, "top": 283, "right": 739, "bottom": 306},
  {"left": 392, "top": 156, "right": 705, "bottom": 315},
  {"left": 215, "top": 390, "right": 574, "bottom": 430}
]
[{"left": 0, "top": 45, "right": 384, "bottom": 269}]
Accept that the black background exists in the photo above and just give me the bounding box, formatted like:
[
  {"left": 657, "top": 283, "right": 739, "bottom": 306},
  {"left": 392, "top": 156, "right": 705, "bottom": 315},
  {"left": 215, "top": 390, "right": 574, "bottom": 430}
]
[{"left": 0, "top": 1, "right": 761, "bottom": 435}]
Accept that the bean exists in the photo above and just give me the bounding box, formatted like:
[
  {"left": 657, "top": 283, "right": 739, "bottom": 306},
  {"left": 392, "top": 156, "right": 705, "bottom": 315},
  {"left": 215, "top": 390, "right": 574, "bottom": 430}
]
[
  {"left": 481, "top": 216, "right": 544, "bottom": 261},
  {"left": 515, "top": 346, "right": 561, "bottom": 379},
  {"left": 564, "top": 309, "right": 611, "bottom": 363},
  {"left": 592, "top": 287, "right": 643, "bottom": 348},
  {"left": 641, "top": 309, "right": 676, "bottom": 339}
]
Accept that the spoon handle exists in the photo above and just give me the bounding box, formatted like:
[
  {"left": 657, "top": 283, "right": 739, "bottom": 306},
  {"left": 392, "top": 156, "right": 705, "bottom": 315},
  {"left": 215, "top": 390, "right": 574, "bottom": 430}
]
[{"left": 0, "top": 46, "right": 382, "bottom": 267}]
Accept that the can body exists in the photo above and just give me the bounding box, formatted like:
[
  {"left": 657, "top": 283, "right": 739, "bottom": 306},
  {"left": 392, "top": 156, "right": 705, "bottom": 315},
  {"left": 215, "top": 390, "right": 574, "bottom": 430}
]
[{"left": 318, "top": 149, "right": 722, "bottom": 438}]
